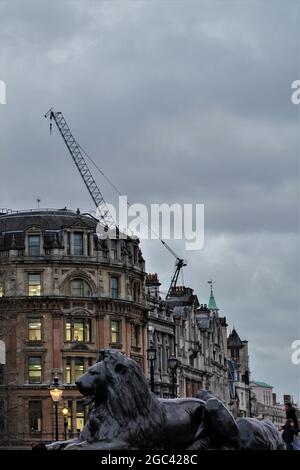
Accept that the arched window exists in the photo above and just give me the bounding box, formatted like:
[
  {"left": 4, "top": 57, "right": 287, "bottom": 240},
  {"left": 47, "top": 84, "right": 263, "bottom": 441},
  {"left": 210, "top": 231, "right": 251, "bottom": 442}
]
[{"left": 70, "top": 279, "right": 92, "bottom": 297}]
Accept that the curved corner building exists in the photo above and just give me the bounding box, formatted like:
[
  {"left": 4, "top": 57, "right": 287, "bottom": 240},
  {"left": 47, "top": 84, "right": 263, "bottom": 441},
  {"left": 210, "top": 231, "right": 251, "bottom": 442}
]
[{"left": 0, "top": 208, "right": 147, "bottom": 446}]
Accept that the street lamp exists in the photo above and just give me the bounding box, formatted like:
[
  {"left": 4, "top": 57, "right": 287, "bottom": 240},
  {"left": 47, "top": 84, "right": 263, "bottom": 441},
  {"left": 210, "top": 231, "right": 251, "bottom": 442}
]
[
  {"left": 49, "top": 377, "right": 63, "bottom": 441},
  {"left": 62, "top": 406, "right": 69, "bottom": 441},
  {"left": 243, "top": 369, "right": 252, "bottom": 418},
  {"left": 147, "top": 347, "right": 156, "bottom": 393},
  {"left": 168, "top": 354, "right": 178, "bottom": 398}
]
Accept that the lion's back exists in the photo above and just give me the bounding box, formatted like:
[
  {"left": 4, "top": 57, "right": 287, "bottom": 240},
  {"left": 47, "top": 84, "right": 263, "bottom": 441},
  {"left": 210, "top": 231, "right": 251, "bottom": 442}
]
[{"left": 236, "top": 417, "right": 285, "bottom": 450}]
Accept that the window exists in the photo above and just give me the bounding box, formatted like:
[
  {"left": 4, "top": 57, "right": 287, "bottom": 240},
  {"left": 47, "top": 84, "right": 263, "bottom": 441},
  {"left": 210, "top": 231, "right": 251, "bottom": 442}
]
[
  {"left": 74, "top": 320, "right": 84, "bottom": 342},
  {"left": 133, "top": 283, "right": 140, "bottom": 302},
  {"left": 28, "top": 274, "right": 41, "bottom": 296},
  {"left": 87, "top": 234, "right": 90, "bottom": 257},
  {"left": 28, "top": 319, "right": 42, "bottom": 341},
  {"left": 110, "top": 277, "right": 119, "bottom": 299},
  {"left": 85, "top": 321, "right": 91, "bottom": 342},
  {"left": 241, "top": 392, "right": 244, "bottom": 406},
  {"left": 70, "top": 279, "right": 91, "bottom": 297},
  {"left": 28, "top": 235, "right": 40, "bottom": 256},
  {"left": 133, "top": 246, "right": 138, "bottom": 264},
  {"left": 65, "top": 358, "right": 71, "bottom": 384},
  {"left": 65, "top": 318, "right": 91, "bottom": 342},
  {"left": 66, "top": 400, "right": 72, "bottom": 432},
  {"left": 111, "top": 320, "right": 120, "bottom": 344},
  {"left": 111, "top": 240, "right": 118, "bottom": 260},
  {"left": 29, "top": 401, "right": 42, "bottom": 433},
  {"left": 131, "top": 324, "right": 140, "bottom": 347},
  {"left": 75, "top": 358, "right": 84, "bottom": 382},
  {"left": 0, "top": 400, "right": 4, "bottom": 434},
  {"left": 28, "top": 357, "right": 42, "bottom": 384},
  {"left": 74, "top": 233, "right": 83, "bottom": 256},
  {"left": 65, "top": 320, "right": 71, "bottom": 341},
  {"left": 66, "top": 232, "right": 71, "bottom": 255},
  {"left": 76, "top": 401, "right": 85, "bottom": 433},
  {"left": 0, "top": 284, "right": 3, "bottom": 297}
]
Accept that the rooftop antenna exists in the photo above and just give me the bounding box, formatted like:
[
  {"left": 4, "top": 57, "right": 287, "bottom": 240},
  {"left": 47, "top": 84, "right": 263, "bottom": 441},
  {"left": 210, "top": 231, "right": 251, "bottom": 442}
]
[{"left": 37, "top": 198, "right": 41, "bottom": 209}]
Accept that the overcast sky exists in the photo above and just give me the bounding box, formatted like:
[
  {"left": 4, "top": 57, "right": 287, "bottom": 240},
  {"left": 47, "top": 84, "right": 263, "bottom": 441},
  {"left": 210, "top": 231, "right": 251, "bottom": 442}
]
[{"left": 0, "top": 0, "right": 299, "bottom": 402}]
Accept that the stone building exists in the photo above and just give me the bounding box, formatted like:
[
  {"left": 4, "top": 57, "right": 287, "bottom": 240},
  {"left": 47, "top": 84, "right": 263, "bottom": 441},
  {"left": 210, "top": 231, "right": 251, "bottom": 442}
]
[
  {"left": 145, "top": 273, "right": 175, "bottom": 397},
  {"left": 166, "top": 285, "right": 229, "bottom": 402},
  {"left": 250, "top": 381, "right": 286, "bottom": 428},
  {"left": 227, "top": 328, "right": 251, "bottom": 417},
  {"left": 0, "top": 208, "right": 148, "bottom": 446}
]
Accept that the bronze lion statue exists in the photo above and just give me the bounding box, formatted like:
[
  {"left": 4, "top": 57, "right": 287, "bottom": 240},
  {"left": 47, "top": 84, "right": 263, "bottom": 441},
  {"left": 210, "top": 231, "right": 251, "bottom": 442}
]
[
  {"left": 47, "top": 350, "right": 282, "bottom": 450},
  {"left": 48, "top": 349, "right": 217, "bottom": 450}
]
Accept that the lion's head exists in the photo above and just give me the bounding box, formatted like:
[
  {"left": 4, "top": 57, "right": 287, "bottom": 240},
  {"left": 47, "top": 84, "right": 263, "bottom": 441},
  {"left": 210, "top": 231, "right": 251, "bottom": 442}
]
[{"left": 75, "top": 349, "right": 165, "bottom": 448}]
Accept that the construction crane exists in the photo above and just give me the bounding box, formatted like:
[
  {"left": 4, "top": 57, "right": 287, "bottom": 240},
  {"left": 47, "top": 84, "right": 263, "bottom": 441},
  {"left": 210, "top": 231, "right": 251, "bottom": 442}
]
[
  {"left": 44, "top": 107, "right": 114, "bottom": 230},
  {"left": 45, "top": 107, "right": 186, "bottom": 298},
  {"left": 161, "top": 241, "right": 187, "bottom": 300}
]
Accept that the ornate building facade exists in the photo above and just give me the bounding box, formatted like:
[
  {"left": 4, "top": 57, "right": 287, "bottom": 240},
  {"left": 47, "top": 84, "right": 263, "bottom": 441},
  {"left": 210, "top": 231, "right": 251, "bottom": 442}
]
[
  {"left": 146, "top": 273, "right": 175, "bottom": 398},
  {"left": 166, "top": 285, "right": 229, "bottom": 403},
  {"left": 0, "top": 208, "right": 148, "bottom": 445}
]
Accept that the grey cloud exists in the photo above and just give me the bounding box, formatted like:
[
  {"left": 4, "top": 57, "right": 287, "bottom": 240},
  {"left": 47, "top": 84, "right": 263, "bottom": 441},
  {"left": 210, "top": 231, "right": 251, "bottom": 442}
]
[{"left": 0, "top": 0, "right": 299, "bottom": 402}]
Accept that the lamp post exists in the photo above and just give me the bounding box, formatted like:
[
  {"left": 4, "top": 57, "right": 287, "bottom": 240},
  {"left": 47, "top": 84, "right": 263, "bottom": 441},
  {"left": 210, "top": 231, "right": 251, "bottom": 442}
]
[
  {"left": 243, "top": 369, "right": 251, "bottom": 418},
  {"left": 62, "top": 406, "right": 69, "bottom": 441},
  {"left": 147, "top": 347, "right": 156, "bottom": 393},
  {"left": 168, "top": 354, "right": 178, "bottom": 398},
  {"left": 49, "top": 377, "right": 63, "bottom": 441}
]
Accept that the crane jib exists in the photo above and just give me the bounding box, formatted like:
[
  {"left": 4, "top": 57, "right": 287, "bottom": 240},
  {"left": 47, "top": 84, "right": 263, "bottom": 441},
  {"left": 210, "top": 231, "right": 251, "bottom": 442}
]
[{"left": 45, "top": 109, "right": 115, "bottom": 228}]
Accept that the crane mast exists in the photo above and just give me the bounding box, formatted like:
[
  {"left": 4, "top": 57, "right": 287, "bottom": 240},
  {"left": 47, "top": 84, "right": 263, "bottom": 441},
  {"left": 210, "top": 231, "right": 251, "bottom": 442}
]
[{"left": 45, "top": 108, "right": 115, "bottom": 229}]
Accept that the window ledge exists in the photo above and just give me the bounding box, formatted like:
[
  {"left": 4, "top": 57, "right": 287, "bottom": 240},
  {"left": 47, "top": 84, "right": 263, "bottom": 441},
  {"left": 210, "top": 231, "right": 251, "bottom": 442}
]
[{"left": 109, "top": 343, "right": 122, "bottom": 350}]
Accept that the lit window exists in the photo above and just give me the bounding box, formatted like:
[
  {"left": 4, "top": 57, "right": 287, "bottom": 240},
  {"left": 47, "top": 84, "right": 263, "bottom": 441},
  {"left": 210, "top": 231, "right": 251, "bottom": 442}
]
[
  {"left": 29, "top": 401, "right": 42, "bottom": 432},
  {"left": 76, "top": 401, "right": 85, "bottom": 433},
  {"left": 74, "top": 320, "right": 84, "bottom": 342},
  {"left": 74, "top": 233, "right": 83, "bottom": 256},
  {"left": 65, "top": 358, "right": 71, "bottom": 384},
  {"left": 65, "top": 319, "right": 91, "bottom": 342},
  {"left": 28, "top": 235, "right": 40, "bottom": 256},
  {"left": 111, "top": 240, "right": 118, "bottom": 260},
  {"left": 28, "top": 319, "right": 42, "bottom": 341},
  {"left": 65, "top": 320, "right": 71, "bottom": 341},
  {"left": 28, "top": 357, "right": 42, "bottom": 384},
  {"left": 75, "top": 358, "right": 84, "bottom": 382},
  {"left": 85, "top": 321, "right": 91, "bottom": 342},
  {"left": 110, "top": 277, "right": 118, "bottom": 299},
  {"left": 0, "top": 285, "right": 3, "bottom": 297},
  {"left": 111, "top": 320, "right": 120, "bottom": 344},
  {"left": 70, "top": 279, "right": 91, "bottom": 297},
  {"left": 28, "top": 274, "right": 41, "bottom": 296},
  {"left": 66, "top": 401, "right": 72, "bottom": 432}
]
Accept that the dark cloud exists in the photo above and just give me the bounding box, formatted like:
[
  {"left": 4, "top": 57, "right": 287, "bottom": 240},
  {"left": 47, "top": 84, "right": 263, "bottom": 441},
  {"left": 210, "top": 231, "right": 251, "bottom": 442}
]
[{"left": 0, "top": 0, "right": 299, "bottom": 401}]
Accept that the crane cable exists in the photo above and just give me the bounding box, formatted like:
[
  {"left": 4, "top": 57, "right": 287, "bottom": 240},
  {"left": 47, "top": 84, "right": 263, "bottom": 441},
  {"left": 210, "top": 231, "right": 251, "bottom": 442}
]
[{"left": 78, "top": 142, "right": 183, "bottom": 264}]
